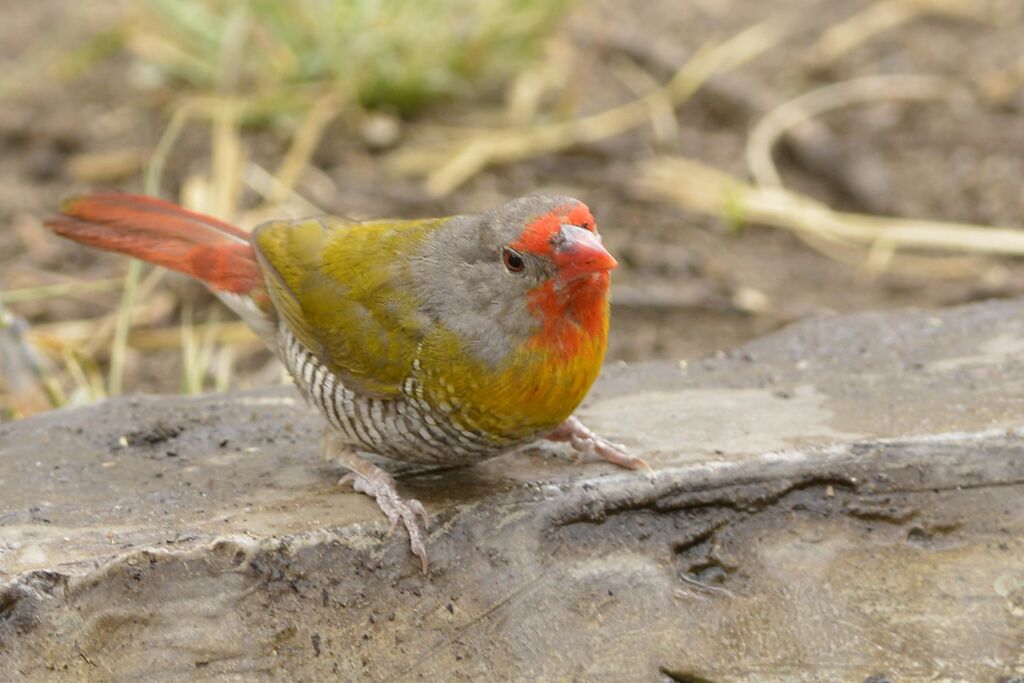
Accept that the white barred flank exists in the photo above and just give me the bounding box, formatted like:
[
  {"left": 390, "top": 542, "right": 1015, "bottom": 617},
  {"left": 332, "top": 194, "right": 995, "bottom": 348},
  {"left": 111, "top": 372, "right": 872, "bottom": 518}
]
[{"left": 279, "top": 327, "right": 508, "bottom": 465}]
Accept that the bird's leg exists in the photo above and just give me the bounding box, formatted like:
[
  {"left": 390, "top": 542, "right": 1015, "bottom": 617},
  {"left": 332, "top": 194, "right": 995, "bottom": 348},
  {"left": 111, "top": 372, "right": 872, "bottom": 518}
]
[
  {"left": 546, "top": 416, "right": 654, "bottom": 475},
  {"left": 321, "top": 431, "right": 431, "bottom": 572}
]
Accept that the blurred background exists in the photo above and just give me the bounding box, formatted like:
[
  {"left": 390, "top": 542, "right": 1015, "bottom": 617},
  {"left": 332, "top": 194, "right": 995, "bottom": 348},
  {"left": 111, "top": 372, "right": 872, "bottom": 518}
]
[{"left": 2, "top": 0, "right": 1024, "bottom": 419}]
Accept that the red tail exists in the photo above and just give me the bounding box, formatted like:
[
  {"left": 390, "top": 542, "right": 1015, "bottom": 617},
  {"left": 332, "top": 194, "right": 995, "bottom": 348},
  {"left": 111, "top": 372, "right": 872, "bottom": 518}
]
[{"left": 44, "top": 192, "right": 263, "bottom": 295}]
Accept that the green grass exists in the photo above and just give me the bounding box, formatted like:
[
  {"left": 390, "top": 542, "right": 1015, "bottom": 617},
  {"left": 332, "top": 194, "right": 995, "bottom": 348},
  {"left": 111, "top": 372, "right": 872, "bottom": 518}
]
[{"left": 133, "top": 0, "right": 574, "bottom": 117}]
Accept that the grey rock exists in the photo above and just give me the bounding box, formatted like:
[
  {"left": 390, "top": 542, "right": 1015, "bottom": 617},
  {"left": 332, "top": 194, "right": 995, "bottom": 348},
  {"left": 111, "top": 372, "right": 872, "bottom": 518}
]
[{"left": 3, "top": 299, "right": 1024, "bottom": 681}]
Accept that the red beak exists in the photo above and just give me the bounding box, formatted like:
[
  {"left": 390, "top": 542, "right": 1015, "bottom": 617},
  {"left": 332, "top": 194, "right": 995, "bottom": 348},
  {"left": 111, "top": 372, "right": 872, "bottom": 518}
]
[{"left": 553, "top": 225, "right": 618, "bottom": 284}]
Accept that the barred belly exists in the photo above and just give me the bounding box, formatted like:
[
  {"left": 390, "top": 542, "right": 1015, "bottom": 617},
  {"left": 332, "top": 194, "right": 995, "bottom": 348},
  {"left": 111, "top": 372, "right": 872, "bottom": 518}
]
[{"left": 279, "top": 327, "right": 518, "bottom": 465}]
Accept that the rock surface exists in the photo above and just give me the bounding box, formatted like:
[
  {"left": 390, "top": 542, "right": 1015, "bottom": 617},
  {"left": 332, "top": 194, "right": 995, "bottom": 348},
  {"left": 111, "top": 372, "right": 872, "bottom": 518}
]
[{"left": 2, "top": 300, "right": 1024, "bottom": 682}]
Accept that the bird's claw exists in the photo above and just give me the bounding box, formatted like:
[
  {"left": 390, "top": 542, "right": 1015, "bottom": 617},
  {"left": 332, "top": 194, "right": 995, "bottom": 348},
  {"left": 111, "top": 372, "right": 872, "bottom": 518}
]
[
  {"left": 339, "top": 471, "right": 431, "bottom": 573},
  {"left": 548, "top": 416, "right": 655, "bottom": 478}
]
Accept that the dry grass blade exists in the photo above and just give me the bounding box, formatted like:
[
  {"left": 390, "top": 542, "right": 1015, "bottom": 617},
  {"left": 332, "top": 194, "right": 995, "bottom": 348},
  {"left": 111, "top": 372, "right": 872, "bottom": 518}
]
[
  {"left": 746, "top": 74, "right": 967, "bottom": 188},
  {"left": 68, "top": 148, "right": 148, "bottom": 184},
  {"left": 29, "top": 319, "right": 259, "bottom": 355},
  {"left": 180, "top": 302, "right": 199, "bottom": 394},
  {"left": 180, "top": 303, "right": 223, "bottom": 395},
  {"left": 610, "top": 57, "right": 680, "bottom": 149},
  {"left": 635, "top": 156, "right": 1024, "bottom": 270},
  {"left": 82, "top": 268, "right": 167, "bottom": 358},
  {"left": 742, "top": 73, "right": 978, "bottom": 272},
  {"left": 0, "top": 279, "right": 124, "bottom": 304},
  {"left": 136, "top": 320, "right": 257, "bottom": 351},
  {"left": 257, "top": 93, "right": 341, "bottom": 211},
  {"left": 107, "top": 259, "right": 144, "bottom": 397},
  {"left": 211, "top": 99, "right": 244, "bottom": 219},
  {"left": 807, "top": 0, "right": 917, "bottom": 66},
  {"left": 212, "top": 346, "right": 235, "bottom": 394},
  {"left": 243, "top": 162, "right": 324, "bottom": 220},
  {"left": 390, "top": 21, "right": 788, "bottom": 196},
  {"left": 804, "top": 0, "right": 997, "bottom": 68},
  {"left": 978, "top": 54, "right": 1024, "bottom": 105},
  {"left": 105, "top": 100, "right": 197, "bottom": 396},
  {"left": 66, "top": 348, "right": 106, "bottom": 404},
  {"left": 145, "top": 101, "right": 198, "bottom": 198}
]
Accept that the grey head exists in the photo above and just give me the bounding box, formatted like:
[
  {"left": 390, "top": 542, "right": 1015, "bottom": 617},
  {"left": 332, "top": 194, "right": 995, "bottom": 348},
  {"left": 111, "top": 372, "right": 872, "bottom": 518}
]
[{"left": 407, "top": 194, "right": 601, "bottom": 367}]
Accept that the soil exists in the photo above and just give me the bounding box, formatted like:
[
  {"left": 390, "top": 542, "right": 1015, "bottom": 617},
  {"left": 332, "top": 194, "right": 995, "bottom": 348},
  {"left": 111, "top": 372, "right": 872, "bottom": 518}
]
[{"left": 3, "top": 0, "right": 1024, "bottom": 398}]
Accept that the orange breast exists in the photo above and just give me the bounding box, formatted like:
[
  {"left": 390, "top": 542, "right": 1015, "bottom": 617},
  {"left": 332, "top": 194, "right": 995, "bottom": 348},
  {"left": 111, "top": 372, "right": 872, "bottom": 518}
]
[{"left": 415, "top": 272, "right": 611, "bottom": 441}]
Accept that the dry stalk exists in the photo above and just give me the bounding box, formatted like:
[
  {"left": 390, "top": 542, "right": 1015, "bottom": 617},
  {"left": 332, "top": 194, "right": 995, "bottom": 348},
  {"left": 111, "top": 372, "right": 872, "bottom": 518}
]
[
  {"left": 390, "top": 21, "right": 788, "bottom": 196},
  {"left": 739, "top": 73, "right": 990, "bottom": 276},
  {"left": 0, "top": 279, "right": 124, "bottom": 304},
  {"left": 746, "top": 74, "right": 968, "bottom": 189},
  {"left": 609, "top": 57, "right": 680, "bottom": 150},
  {"left": 256, "top": 93, "right": 341, "bottom": 211},
  {"left": 211, "top": 99, "right": 244, "bottom": 219},
  {"left": 103, "top": 98, "right": 200, "bottom": 395},
  {"left": 82, "top": 268, "right": 167, "bottom": 358},
  {"left": 978, "top": 54, "right": 1024, "bottom": 106},
  {"left": 30, "top": 319, "right": 259, "bottom": 357},
  {"left": 635, "top": 156, "right": 1024, "bottom": 274},
  {"left": 804, "top": 0, "right": 998, "bottom": 68}
]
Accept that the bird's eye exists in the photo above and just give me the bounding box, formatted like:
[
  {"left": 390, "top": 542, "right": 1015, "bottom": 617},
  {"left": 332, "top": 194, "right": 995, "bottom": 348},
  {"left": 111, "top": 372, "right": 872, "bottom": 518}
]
[{"left": 502, "top": 247, "right": 526, "bottom": 274}]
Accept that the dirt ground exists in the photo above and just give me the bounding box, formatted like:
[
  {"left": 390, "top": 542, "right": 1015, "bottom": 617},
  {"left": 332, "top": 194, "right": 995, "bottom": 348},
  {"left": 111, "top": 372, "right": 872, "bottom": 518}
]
[{"left": 3, "top": 0, "right": 1024, "bottom": 400}]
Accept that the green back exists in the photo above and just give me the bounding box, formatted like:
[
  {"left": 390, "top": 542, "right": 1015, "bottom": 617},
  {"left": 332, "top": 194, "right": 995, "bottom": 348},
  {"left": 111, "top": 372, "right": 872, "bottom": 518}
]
[{"left": 253, "top": 216, "right": 443, "bottom": 398}]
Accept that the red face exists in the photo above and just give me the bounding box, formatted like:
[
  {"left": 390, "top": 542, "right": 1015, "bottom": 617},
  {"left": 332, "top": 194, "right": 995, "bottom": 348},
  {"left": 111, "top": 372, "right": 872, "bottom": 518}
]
[
  {"left": 509, "top": 203, "right": 617, "bottom": 286},
  {"left": 505, "top": 202, "right": 614, "bottom": 359}
]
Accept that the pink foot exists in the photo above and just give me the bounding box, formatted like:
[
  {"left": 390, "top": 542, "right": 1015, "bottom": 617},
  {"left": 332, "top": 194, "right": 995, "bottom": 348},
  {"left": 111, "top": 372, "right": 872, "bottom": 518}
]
[
  {"left": 323, "top": 431, "right": 432, "bottom": 572},
  {"left": 547, "top": 416, "right": 654, "bottom": 476},
  {"left": 340, "top": 469, "right": 432, "bottom": 573}
]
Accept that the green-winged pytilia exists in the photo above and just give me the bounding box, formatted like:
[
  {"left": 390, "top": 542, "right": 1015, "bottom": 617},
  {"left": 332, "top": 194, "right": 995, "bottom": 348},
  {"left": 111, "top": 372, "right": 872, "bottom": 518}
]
[{"left": 46, "top": 192, "right": 650, "bottom": 571}]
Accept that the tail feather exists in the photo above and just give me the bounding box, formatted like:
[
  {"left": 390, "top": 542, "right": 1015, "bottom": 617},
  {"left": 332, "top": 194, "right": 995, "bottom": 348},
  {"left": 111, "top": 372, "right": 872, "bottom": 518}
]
[
  {"left": 45, "top": 192, "right": 263, "bottom": 296},
  {"left": 59, "top": 192, "right": 251, "bottom": 242}
]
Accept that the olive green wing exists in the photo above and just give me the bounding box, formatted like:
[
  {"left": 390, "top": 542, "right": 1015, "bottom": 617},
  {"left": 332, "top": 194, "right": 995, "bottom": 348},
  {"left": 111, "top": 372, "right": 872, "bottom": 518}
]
[{"left": 253, "top": 215, "right": 441, "bottom": 399}]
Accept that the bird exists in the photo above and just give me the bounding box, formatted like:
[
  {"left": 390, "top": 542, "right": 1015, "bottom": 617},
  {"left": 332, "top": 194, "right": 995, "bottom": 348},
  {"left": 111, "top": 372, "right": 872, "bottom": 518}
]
[{"left": 45, "top": 192, "right": 650, "bottom": 571}]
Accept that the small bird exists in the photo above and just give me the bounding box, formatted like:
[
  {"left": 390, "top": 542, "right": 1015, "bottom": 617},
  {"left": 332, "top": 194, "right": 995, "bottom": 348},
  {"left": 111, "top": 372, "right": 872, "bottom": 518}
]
[{"left": 46, "top": 192, "right": 649, "bottom": 570}]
